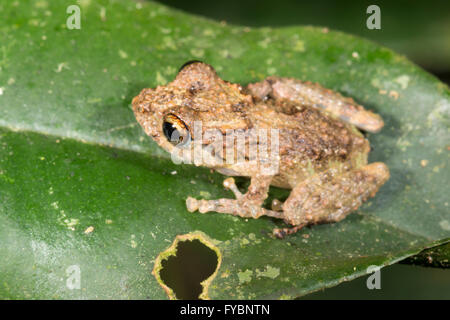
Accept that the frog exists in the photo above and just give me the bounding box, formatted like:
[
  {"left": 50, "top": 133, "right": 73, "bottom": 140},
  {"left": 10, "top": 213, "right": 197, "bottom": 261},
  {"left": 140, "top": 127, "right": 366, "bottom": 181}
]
[{"left": 132, "top": 61, "right": 390, "bottom": 238}]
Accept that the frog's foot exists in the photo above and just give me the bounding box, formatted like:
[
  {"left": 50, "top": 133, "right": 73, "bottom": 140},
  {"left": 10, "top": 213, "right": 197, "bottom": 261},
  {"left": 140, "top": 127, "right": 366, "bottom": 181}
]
[
  {"left": 186, "top": 197, "right": 281, "bottom": 219},
  {"left": 186, "top": 176, "right": 284, "bottom": 220},
  {"left": 271, "top": 162, "right": 389, "bottom": 238}
]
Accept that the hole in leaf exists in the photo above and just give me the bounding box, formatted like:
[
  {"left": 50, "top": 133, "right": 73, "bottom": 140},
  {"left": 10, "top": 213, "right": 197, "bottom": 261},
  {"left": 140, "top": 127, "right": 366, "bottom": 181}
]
[{"left": 157, "top": 237, "right": 219, "bottom": 299}]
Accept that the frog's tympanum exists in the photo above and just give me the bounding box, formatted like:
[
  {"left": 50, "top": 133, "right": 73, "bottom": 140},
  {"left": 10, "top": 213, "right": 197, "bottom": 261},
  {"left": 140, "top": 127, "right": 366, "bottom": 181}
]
[{"left": 132, "top": 62, "right": 389, "bottom": 238}]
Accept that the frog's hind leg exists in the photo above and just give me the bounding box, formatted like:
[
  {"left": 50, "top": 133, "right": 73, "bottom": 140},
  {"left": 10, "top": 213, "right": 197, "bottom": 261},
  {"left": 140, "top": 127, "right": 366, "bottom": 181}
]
[
  {"left": 273, "top": 162, "right": 390, "bottom": 238},
  {"left": 246, "top": 77, "right": 384, "bottom": 133},
  {"left": 186, "top": 176, "right": 284, "bottom": 220}
]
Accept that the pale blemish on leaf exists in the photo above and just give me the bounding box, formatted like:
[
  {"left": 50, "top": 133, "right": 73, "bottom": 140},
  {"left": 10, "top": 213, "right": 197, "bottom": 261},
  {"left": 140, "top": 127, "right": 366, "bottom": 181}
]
[
  {"left": 78, "top": 0, "right": 91, "bottom": 8},
  {"left": 64, "top": 218, "right": 79, "bottom": 230},
  {"left": 258, "top": 38, "right": 271, "bottom": 48},
  {"left": 371, "top": 78, "right": 381, "bottom": 89},
  {"left": 156, "top": 72, "right": 167, "bottom": 85},
  {"left": 389, "top": 90, "right": 400, "bottom": 100},
  {"left": 163, "top": 36, "right": 176, "bottom": 50},
  {"left": 35, "top": 1, "right": 48, "bottom": 8},
  {"left": 256, "top": 265, "right": 280, "bottom": 279},
  {"left": 130, "top": 234, "right": 137, "bottom": 248},
  {"left": 293, "top": 40, "right": 305, "bottom": 52},
  {"left": 237, "top": 269, "right": 253, "bottom": 284},
  {"left": 99, "top": 7, "right": 106, "bottom": 21},
  {"left": 28, "top": 19, "right": 42, "bottom": 27},
  {"left": 227, "top": 45, "right": 245, "bottom": 59},
  {"left": 240, "top": 238, "right": 249, "bottom": 246},
  {"left": 203, "top": 29, "right": 214, "bottom": 36},
  {"left": 199, "top": 191, "right": 211, "bottom": 199},
  {"left": 427, "top": 99, "right": 449, "bottom": 133},
  {"left": 87, "top": 97, "right": 102, "bottom": 104},
  {"left": 220, "top": 50, "right": 230, "bottom": 58},
  {"left": 248, "top": 233, "right": 261, "bottom": 244},
  {"left": 395, "top": 75, "right": 410, "bottom": 89},
  {"left": 268, "top": 67, "right": 277, "bottom": 75},
  {"left": 159, "top": 27, "right": 171, "bottom": 34},
  {"left": 221, "top": 270, "right": 230, "bottom": 278},
  {"left": 118, "top": 50, "right": 128, "bottom": 59},
  {"left": 164, "top": 66, "right": 176, "bottom": 76},
  {"left": 439, "top": 220, "right": 450, "bottom": 231},
  {"left": 55, "top": 62, "right": 69, "bottom": 73},
  {"left": 84, "top": 226, "right": 94, "bottom": 234},
  {"left": 190, "top": 48, "right": 205, "bottom": 58},
  {"left": 396, "top": 138, "right": 412, "bottom": 151}
]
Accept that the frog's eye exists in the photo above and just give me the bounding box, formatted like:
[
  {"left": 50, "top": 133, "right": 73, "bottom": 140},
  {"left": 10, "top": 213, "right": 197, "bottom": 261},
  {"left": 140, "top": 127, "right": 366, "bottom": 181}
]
[{"left": 162, "top": 114, "right": 191, "bottom": 147}]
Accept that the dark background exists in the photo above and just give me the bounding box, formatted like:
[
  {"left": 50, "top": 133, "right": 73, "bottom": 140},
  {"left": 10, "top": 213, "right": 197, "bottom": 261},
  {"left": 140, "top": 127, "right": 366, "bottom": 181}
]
[{"left": 154, "top": 0, "right": 450, "bottom": 299}]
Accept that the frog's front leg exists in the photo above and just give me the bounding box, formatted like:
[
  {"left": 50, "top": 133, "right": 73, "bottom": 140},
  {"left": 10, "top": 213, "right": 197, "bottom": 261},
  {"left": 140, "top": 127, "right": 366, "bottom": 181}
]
[
  {"left": 273, "top": 162, "right": 390, "bottom": 238},
  {"left": 186, "top": 175, "right": 284, "bottom": 220},
  {"left": 246, "top": 77, "right": 384, "bottom": 133}
]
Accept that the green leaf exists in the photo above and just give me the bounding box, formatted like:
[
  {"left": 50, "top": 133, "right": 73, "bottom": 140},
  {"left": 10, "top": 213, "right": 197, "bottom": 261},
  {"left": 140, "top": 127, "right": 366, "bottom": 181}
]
[{"left": 0, "top": 0, "right": 448, "bottom": 299}]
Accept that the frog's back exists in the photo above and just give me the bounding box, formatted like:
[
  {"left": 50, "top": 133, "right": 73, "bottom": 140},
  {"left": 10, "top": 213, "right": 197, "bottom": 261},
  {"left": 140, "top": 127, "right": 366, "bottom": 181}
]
[{"left": 247, "top": 100, "right": 370, "bottom": 188}]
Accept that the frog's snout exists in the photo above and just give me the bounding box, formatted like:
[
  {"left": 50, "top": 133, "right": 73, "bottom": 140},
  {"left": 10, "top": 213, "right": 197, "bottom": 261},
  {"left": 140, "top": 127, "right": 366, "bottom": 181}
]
[{"left": 365, "top": 162, "right": 390, "bottom": 183}]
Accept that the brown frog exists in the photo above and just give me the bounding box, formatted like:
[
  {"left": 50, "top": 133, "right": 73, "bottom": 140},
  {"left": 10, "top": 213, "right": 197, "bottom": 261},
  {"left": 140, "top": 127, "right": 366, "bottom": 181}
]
[{"left": 132, "top": 61, "right": 389, "bottom": 238}]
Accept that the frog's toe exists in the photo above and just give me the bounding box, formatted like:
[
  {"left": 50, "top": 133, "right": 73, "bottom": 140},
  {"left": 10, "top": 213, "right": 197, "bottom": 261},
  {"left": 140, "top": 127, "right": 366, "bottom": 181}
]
[
  {"left": 186, "top": 197, "right": 199, "bottom": 212},
  {"left": 223, "top": 177, "right": 243, "bottom": 199}
]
